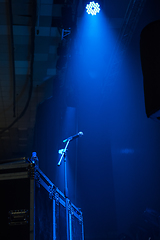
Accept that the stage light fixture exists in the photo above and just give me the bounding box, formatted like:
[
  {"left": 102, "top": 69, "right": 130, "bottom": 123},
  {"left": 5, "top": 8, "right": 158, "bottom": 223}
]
[{"left": 86, "top": 1, "right": 100, "bottom": 16}]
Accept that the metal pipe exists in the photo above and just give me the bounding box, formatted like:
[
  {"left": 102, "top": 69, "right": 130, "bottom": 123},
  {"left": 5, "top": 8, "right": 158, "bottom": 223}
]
[{"left": 8, "top": 0, "right": 16, "bottom": 117}]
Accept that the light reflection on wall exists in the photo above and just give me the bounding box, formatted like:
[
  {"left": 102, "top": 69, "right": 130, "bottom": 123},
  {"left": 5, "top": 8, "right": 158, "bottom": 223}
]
[{"left": 120, "top": 148, "right": 135, "bottom": 154}]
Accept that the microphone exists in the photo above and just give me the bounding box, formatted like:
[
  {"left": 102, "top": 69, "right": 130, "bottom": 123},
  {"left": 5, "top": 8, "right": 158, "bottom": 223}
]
[{"left": 63, "top": 132, "right": 83, "bottom": 143}]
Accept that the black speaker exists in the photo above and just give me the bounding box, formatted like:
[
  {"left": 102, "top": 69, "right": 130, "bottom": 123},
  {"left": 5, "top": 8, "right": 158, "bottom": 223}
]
[
  {"left": 0, "top": 161, "right": 84, "bottom": 240},
  {"left": 140, "top": 20, "right": 160, "bottom": 120}
]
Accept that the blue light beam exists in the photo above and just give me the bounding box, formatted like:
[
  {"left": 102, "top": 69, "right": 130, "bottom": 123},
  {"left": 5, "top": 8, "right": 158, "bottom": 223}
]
[{"left": 86, "top": 1, "right": 100, "bottom": 16}]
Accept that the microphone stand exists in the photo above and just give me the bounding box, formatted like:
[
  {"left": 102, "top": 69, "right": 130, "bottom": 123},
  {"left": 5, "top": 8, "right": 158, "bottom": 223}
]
[{"left": 58, "top": 139, "right": 70, "bottom": 240}]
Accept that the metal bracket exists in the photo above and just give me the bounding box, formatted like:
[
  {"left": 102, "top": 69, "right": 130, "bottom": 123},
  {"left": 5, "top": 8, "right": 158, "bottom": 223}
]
[
  {"left": 62, "top": 29, "right": 71, "bottom": 40},
  {"left": 55, "top": 191, "right": 59, "bottom": 205},
  {"left": 48, "top": 185, "right": 55, "bottom": 200},
  {"left": 35, "top": 170, "right": 40, "bottom": 188}
]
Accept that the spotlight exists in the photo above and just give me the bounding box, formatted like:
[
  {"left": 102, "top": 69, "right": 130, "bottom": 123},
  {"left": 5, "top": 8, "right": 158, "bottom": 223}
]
[{"left": 86, "top": 1, "right": 100, "bottom": 16}]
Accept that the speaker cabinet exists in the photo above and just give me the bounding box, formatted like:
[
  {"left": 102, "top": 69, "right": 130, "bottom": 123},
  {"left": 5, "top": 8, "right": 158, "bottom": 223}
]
[
  {"left": 0, "top": 161, "right": 84, "bottom": 240},
  {"left": 140, "top": 20, "right": 160, "bottom": 120}
]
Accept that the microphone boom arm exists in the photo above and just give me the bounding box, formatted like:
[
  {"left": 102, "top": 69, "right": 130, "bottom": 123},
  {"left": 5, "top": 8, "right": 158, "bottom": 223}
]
[
  {"left": 58, "top": 139, "right": 70, "bottom": 166},
  {"left": 63, "top": 131, "right": 83, "bottom": 143}
]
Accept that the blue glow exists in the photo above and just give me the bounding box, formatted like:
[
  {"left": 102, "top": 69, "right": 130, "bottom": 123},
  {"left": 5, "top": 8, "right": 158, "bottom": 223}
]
[
  {"left": 120, "top": 148, "right": 135, "bottom": 154},
  {"left": 86, "top": 1, "right": 100, "bottom": 16}
]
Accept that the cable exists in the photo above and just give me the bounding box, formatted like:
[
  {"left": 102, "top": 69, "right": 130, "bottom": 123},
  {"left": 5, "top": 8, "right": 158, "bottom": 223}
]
[{"left": 0, "top": 0, "right": 37, "bottom": 135}]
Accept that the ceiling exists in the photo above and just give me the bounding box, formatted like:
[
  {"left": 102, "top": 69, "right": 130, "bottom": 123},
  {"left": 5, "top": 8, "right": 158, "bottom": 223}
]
[{"left": 0, "top": 0, "right": 146, "bottom": 160}]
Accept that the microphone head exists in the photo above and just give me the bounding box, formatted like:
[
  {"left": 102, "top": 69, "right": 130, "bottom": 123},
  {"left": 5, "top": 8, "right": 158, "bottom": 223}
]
[{"left": 78, "top": 131, "right": 83, "bottom": 137}]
